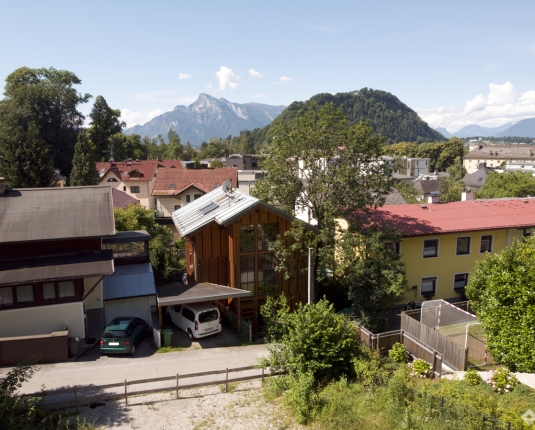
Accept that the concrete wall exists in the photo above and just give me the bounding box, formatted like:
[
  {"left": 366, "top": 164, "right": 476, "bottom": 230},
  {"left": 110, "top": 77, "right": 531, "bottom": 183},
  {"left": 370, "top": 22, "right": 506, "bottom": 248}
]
[
  {"left": 0, "top": 302, "right": 85, "bottom": 339},
  {"left": 104, "top": 295, "right": 156, "bottom": 327},
  {"left": 83, "top": 277, "right": 103, "bottom": 310},
  {"left": 0, "top": 330, "right": 68, "bottom": 366}
]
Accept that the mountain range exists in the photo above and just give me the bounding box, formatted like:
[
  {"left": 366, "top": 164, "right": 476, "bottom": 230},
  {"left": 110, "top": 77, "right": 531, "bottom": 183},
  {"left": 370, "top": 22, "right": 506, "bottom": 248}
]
[
  {"left": 124, "top": 94, "right": 286, "bottom": 145},
  {"left": 435, "top": 118, "right": 535, "bottom": 139}
]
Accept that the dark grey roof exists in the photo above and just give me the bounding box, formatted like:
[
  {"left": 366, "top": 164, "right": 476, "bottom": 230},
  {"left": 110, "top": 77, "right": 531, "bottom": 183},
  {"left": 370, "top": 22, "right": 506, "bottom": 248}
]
[
  {"left": 413, "top": 179, "right": 440, "bottom": 194},
  {"left": 385, "top": 189, "right": 408, "bottom": 205},
  {"left": 157, "top": 282, "right": 253, "bottom": 306},
  {"left": 0, "top": 186, "right": 115, "bottom": 243},
  {"left": 102, "top": 230, "right": 151, "bottom": 244},
  {"left": 0, "top": 250, "right": 114, "bottom": 285},
  {"left": 463, "top": 167, "right": 494, "bottom": 189},
  {"left": 103, "top": 263, "right": 156, "bottom": 301}
]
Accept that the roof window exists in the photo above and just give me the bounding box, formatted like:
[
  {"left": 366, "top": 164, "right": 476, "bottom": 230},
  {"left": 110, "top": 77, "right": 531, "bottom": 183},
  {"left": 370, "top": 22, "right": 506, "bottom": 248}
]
[{"left": 169, "top": 184, "right": 175, "bottom": 189}]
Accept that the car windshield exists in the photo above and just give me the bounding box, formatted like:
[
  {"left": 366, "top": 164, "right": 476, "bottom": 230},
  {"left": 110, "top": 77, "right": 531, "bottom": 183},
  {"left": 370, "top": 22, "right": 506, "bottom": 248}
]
[
  {"left": 103, "top": 330, "right": 128, "bottom": 339},
  {"left": 199, "top": 310, "right": 218, "bottom": 323}
]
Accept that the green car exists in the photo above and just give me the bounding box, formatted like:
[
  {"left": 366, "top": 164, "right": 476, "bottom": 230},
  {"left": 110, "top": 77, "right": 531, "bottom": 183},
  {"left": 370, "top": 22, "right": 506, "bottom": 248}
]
[{"left": 100, "top": 316, "right": 148, "bottom": 356}]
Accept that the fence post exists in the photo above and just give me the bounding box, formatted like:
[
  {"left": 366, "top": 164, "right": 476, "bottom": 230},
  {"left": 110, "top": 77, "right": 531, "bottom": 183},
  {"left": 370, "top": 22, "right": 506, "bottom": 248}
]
[
  {"left": 376, "top": 333, "right": 381, "bottom": 351},
  {"left": 225, "top": 368, "right": 228, "bottom": 393},
  {"left": 463, "top": 348, "right": 469, "bottom": 371},
  {"left": 124, "top": 380, "right": 128, "bottom": 406},
  {"left": 74, "top": 386, "right": 79, "bottom": 414},
  {"left": 176, "top": 373, "right": 179, "bottom": 399},
  {"left": 261, "top": 367, "right": 264, "bottom": 386},
  {"left": 432, "top": 350, "right": 438, "bottom": 378}
]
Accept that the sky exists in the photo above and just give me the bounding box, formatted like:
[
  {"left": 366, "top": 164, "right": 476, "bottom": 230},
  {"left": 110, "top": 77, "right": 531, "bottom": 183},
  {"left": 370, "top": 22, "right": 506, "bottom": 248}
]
[{"left": 1, "top": 0, "right": 534, "bottom": 133}]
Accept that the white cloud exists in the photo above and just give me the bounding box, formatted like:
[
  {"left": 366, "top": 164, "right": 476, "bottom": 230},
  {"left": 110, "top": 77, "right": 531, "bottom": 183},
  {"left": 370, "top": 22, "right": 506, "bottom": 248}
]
[
  {"left": 206, "top": 83, "right": 212, "bottom": 89},
  {"left": 215, "top": 66, "right": 242, "bottom": 91},
  {"left": 249, "top": 68, "right": 264, "bottom": 78},
  {"left": 178, "top": 73, "right": 191, "bottom": 79},
  {"left": 120, "top": 109, "right": 162, "bottom": 128},
  {"left": 418, "top": 81, "right": 535, "bottom": 132},
  {"left": 278, "top": 76, "right": 294, "bottom": 82}
]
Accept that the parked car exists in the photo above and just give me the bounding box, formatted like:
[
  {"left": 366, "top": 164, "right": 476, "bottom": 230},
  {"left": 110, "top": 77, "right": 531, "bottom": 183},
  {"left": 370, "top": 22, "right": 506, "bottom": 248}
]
[
  {"left": 100, "top": 316, "right": 148, "bottom": 356},
  {"left": 166, "top": 302, "right": 221, "bottom": 340}
]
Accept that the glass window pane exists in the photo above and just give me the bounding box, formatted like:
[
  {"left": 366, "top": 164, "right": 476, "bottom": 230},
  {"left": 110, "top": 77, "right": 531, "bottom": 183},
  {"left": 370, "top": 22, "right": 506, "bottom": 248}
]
[
  {"left": 240, "top": 224, "right": 255, "bottom": 253},
  {"left": 240, "top": 255, "right": 255, "bottom": 293},
  {"left": 454, "top": 274, "right": 468, "bottom": 290},
  {"left": 16, "top": 285, "right": 34, "bottom": 303},
  {"left": 258, "top": 254, "right": 279, "bottom": 295},
  {"left": 480, "top": 235, "right": 492, "bottom": 253},
  {"left": 257, "top": 223, "right": 278, "bottom": 251},
  {"left": 0, "top": 287, "right": 13, "bottom": 306},
  {"left": 43, "top": 283, "right": 56, "bottom": 300},
  {"left": 421, "top": 278, "right": 436, "bottom": 294},
  {"left": 456, "top": 237, "right": 470, "bottom": 255},
  {"left": 423, "top": 240, "right": 438, "bottom": 257},
  {"left": 58, "top": 281, "right": 75, "bottom": 298}
]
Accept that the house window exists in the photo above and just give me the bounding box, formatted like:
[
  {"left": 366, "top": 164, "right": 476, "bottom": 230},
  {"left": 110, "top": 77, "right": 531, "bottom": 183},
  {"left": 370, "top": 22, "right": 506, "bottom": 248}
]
[
  {"left": 240, "top": 224, "right": 255, "bottom": 252},
  {"left": 421, "top": 277, "right": 437, "bottom": 295},
  {"left": 385, "top": 242, "right": 400, "bottom": 255},
  {"left": 107, "top": 178, "right": 118, "bottom": 182},
  {"left": 174, "top": 205, "right": 181, "bottom": 211},
  {"left": 123, "top": 186, "right": 126, "bottom": 192},
  {"left": 456, "top": 237, "right": 471, "bottom": 255},
  {"left": 454, "top": 273, "right": 469, "bottom": 291},
  {"left": 257, "top": 223, "right": 278, "bottom": 251},
  {"left": 258, "top": 254, "right": 280, "bottom": 295},
  {"left": 130, "top": 186, "right": 140, "bottom": 193},
  {"left": 58, "top": 281, "right": 75, "bottom": 298},
  {"left": 480, "top": 235, "right": 493, "bottom": 253},
  {"left": 0, "top": 287, "right": 14, "bottom": 307},
  {"left": 169, "top": 184, "right": 175, "bottom": 189},
  {"left": 43, "top": 283, "right": 56, "bottom": 300},
  {"left": 16, "top": 285, "right": 34, "bottom": 303},
  {"left": 423, "top": 239, "right": 439, "bottom": 258},
  {"left": 194, "top": 193, "right": 202, "bottom": 200},
  {"left": 240, "top": 255, "right": 255, "bottom": 293},
  {"left": 186, "top": 194, "right": 191, "bottom": 203}
]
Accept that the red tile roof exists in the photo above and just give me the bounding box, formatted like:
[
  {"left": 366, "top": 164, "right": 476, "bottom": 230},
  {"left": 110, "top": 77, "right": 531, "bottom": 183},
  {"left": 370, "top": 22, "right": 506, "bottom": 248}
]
[
  {"left": 152, "top": 168, "right": 238, "bottom": 196},
  {"left": 96, "top": 160, "right": 183, "bottom": 182},
  {"left": 365, "top": 198, "right": 535, "bottom": 237},
  {"left": 111, "top": 188, "right": 140, "bottom": 208}
]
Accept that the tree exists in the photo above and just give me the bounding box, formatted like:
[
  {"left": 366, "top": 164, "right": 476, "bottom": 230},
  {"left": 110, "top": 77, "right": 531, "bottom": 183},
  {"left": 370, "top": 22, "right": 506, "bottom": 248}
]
[
  {"left": 476, "top": 171, "right": 535, "bottom": 199},
  {"left": 438, "top": 156, "right": 467, "bottom": 203},
  {"left": 0, "top": 115, "right": 54, "bottom": 187},
  {"left": 394, "top": 180, "right": 420, "bottom": 204},
  {"left": 0, "top": 67, "right": 90, "bottom": 177},
  {"left": 164, "top": 129, "right": 183, "bottom": 159},
  {"left": 209, "top": 160, "right": 224, "bottom": 168},
  {"left": 337, "top": 222, "right": 407, "bottom": 332},
  {"left": 253, "top": 103, "right": 394, "bottom": 277},
  {"left": 107, "top": 133, "right": 148, "bottom": 161},
  {"left": 114, "top": 205, "right": 182, "bottom": 284},
  {"left": 466, "top": 236, "right": 535, "bottom": 372},
  {"left": 182, "top": 142, "right": 196, "bottom": 161},
  {"left": 435, "top": 137, "right": 466, "bottom": 172},
  {"left": 69, "top": 130, "right": 100, "bottom": 186},
  {"left": 88, "top": 95, "right": 125, "bottom": 161},
  {"left": 383, "top": 142, "right": 419, "bottom": 158}
]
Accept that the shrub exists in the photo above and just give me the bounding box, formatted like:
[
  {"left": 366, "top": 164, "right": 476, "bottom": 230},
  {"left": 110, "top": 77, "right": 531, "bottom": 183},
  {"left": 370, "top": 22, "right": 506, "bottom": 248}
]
[
  {"left": 485, "top": 367, "right": 518, "bottom": 394},
  {"left": 283, "top": 371, "right": 321, "bottom": 425},
  {"left": 408, "top": 359, "right": 432, "bottom": 378},
  {"left": 464, "top": 369, "right": 483, "bottom": 386},
  {"left": 388, "top": 342, "right": 409, "bottom": 363}
]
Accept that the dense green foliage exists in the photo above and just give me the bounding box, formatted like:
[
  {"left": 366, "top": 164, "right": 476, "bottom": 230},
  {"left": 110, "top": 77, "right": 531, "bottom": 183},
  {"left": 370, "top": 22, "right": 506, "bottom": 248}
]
[
  {"left": 466, "top": 236, "right": 535, "bottom": 372},
  {"left": 476, "top": 171, "right": 535, "bottom": 199},
  {"left": 439, "top": 156, "right": 467, "bottom": 203},
  {"left": 388, "top": 342, "right": 410, "bottom": 363},
  {"left": 69, "top": 130, "right": 100, "bottom": 186},
  {"left": 394, "top": 180, "right": 421, "bottom": 203},
  {"left": 114, "top": 205, "right": 183, "bottom": 284},
  {"left": 464, "top": 369, "right": 483, "bottom": 386},
  {"left": 87, "top": 95, "right": 125, "bottom": 161},
  {"left": 0, "top": 67, "right": 90, "bottom": 180},
  {"left": 164, "top": 129, "right": 184, "bottom": 160},
  {"left": 337, "top": 223, "right": 407, "bottom": 332}
]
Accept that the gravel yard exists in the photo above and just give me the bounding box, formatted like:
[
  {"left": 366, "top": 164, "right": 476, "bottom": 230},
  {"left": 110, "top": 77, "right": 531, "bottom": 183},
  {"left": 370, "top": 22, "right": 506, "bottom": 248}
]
[{"left": 76, "top": 380, "right": 303, "bottom": 430}]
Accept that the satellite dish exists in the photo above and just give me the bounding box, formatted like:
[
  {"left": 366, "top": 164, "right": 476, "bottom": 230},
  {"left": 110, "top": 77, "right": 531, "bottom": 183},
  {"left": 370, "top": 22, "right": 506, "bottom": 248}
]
[{"left": 221, "top": 180, "right": 232, "bottom": 192}]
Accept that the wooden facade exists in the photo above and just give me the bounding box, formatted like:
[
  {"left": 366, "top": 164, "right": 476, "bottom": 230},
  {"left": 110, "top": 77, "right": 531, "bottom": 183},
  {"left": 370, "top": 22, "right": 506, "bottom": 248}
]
[{"left": 185, "top": 206, "right": 309, "bottom": 331}]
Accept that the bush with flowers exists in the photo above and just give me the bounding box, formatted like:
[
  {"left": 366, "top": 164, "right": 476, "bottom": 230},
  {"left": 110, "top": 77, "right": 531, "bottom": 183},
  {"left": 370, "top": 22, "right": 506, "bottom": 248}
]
[
  {"left": 408, "top": 359, "right": 432, "bottom": 378},
  {"left": 485, "top": 367, "right": 518, "bottom": 394},
  {"left": 463, "top": 369, "right": 483, "bottom": 386}
]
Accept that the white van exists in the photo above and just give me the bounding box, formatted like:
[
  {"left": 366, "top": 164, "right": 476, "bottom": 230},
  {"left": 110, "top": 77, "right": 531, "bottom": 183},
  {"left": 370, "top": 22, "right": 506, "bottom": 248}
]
[{"left": 166, "top": 302, "right": 222, "bottom": 340}]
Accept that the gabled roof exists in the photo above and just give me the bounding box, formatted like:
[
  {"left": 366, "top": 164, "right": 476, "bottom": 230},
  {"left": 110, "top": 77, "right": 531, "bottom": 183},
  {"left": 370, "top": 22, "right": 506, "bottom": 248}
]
[
  {"left": 413, "top": 179, "right": 440, "bottom": 194},
  {"left": 152, "top": 168, "right": 238, "bottom": 196},
  {"left": 369, "top": 198, "right": 535, "bottom": 237},
  {"left": 463, "top": 166, "right": 494, "bottom": 189},
  {"left": 96, "top": 159, "right": 183, "bottom": 182},
  {"left": 463, "top": 146, "right": 535, "bottom": 160},
  {"left": 0, "top": 186, "right": 115, "bottom": 243},
  {"left": 111, "top": 188, "right": 140, "bottom": 208},
  {"left": 172, "top": 181, "right": 318, "bottom": 237}
]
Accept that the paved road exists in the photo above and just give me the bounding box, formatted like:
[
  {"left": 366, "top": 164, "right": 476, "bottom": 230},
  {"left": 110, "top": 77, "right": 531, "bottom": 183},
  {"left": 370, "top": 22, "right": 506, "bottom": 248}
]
[{"left": 8, "top": 343, "right": 269, "bottom": 398}]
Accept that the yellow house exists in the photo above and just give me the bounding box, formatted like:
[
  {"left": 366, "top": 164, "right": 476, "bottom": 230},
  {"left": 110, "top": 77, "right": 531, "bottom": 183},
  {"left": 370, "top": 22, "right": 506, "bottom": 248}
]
[{"left": 369, "top": 198, "right": 535, "bottom": 304}]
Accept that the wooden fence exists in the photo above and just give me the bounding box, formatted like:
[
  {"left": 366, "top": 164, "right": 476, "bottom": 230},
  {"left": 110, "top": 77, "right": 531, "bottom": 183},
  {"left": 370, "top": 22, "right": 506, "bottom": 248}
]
[
  {"left": 21, "top": 365, "right": 270, "bottom": 412},
  {"left": 401, "top": 312, "right": 467, "bottom": 371}
]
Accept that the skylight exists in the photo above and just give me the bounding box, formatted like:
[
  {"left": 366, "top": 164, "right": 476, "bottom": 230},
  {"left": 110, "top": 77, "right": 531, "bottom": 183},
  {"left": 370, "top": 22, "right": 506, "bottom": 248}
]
[{"left": 169, "top": 184, "right": 176, "bottom": 188}]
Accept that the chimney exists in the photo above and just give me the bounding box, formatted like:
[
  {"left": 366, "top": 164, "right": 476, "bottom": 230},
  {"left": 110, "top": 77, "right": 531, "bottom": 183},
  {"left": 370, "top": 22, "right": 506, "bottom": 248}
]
[
  {"left": 478, "top": 145, "right": 482, "bottom": 150},
  {"left": 462, "top": 189, "right": 474, "bottom": 201},
  {"left": 428, "top": 192, "right": 440, "bottom": 204}
]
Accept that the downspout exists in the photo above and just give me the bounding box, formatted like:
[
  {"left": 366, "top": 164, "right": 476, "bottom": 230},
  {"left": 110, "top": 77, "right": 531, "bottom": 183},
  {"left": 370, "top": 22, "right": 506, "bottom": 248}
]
[{"left": 184, "top": 237, "right": 197, "bottom": 283}]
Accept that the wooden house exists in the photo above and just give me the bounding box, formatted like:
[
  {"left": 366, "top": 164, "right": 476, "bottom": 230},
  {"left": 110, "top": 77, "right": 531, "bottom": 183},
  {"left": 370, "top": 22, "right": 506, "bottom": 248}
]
[{"left": 172, "top": 181, "right": 318, "bottom": 331}]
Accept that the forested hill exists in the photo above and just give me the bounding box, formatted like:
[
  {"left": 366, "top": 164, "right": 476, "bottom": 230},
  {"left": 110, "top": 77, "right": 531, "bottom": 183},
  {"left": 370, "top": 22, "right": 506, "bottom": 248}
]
[{"left": 247, "top": 88, "right": 445, "bottom": 150}]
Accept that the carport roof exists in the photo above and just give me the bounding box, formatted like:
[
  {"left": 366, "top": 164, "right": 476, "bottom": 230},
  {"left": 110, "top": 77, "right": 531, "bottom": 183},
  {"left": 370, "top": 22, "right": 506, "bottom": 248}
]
[
  {"left": 156, "top": 282, "right": 253, "bottom": 306},
  {"left": 103, "top": 263, "right": 156, "bottom": 301}
]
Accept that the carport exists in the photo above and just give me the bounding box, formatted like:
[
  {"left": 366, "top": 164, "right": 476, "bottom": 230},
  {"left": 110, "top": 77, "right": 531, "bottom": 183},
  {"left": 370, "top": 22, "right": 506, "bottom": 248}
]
[{"left": 156, "top": 282, "right": 253, "bottom": 329}]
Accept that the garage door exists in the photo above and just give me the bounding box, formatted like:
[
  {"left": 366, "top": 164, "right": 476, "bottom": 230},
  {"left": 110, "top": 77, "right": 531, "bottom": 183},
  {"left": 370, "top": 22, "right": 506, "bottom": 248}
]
[{"left": 104, "top": 296, "right": 154, "bottom": 327}]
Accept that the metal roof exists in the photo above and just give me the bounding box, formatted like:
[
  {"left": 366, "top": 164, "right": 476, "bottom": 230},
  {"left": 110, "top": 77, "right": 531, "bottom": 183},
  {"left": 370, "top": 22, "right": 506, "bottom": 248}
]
[
  {"left": 0, "top": 186, "right": 115, "bottom": 243},
  {"left": 103, "top": 263, "right": 156, "bottom": 301},
  {"left": 102, "top": 230, "right": 151, "bottom": 244},
  {"left": 171, "top": 180, "right": 315, "bottom": 237},
  {"left": 156, "top": 282, "right": 253, "bottom": 306},
  {"left": 0, "top": 250, "right": 114, "bottom": 285}
]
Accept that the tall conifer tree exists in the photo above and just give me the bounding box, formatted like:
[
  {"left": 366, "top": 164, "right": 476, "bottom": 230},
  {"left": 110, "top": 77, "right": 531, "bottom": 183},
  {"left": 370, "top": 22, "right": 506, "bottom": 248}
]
[{"left": 70, "top": 131, "right": 100, "bottom": 186}]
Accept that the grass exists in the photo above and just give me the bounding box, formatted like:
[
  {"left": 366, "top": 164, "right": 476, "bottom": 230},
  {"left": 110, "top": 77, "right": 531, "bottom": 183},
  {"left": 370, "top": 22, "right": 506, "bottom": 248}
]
[
  {"left": 156, "top": 346, "right": 184, "bottom": 353},
  {"left": 219, "top": 383, "right": 237, "bottom": 393}
]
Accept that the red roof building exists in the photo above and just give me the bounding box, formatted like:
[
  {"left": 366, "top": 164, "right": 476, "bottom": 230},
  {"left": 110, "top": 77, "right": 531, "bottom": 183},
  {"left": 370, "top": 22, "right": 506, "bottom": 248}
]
[{"left": 111, "top": 188, "right": 140, "bottom": 208}]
